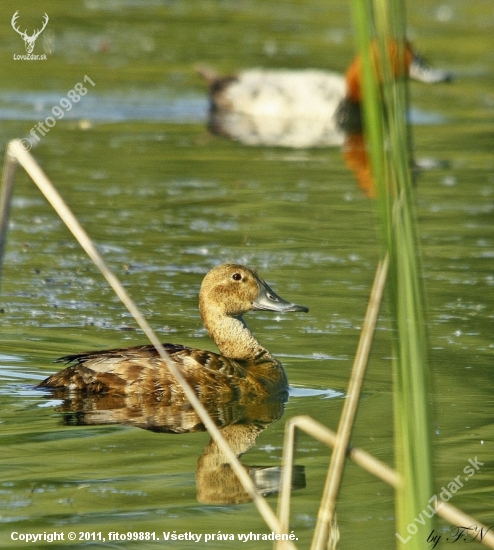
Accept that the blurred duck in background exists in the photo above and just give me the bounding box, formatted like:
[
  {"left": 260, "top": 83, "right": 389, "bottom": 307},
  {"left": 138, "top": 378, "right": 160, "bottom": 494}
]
[{"left": 198, "top": 42, "right": 451, "bottom": 148}]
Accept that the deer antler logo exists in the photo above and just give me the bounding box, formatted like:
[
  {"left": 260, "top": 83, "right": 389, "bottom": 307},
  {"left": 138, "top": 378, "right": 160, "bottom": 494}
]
[{"left": 11, "top": 11, "right": 49, "bottom": 54}]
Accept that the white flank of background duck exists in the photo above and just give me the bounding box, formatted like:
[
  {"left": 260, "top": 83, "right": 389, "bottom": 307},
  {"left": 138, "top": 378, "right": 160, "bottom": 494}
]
[{"left": 200, "top": 43, "right": 451, "bottom": 148}]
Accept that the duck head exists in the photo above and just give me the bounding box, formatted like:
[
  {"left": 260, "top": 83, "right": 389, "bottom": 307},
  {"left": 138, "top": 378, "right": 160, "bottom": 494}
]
[
  {"left": 345, "top": 41, "right": 452, "bottom": 103},
  {"left": 199, "top": 264, "right": 308, "bottom": 320},
  {"left": 199, "top": 264, "right": 308, "bottom": 361},
  {"left": 336, "top": 40, "right": 452, "bottom": 132}
]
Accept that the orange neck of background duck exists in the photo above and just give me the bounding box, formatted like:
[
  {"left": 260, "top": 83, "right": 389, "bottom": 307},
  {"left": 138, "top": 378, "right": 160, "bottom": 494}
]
[{"left": 345, "top": 41, "right": 413, "bottom": 103}]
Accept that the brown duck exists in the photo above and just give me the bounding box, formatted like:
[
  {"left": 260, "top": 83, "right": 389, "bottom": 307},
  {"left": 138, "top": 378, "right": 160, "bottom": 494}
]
[{"left": 38, "top": 264, "right": 308, "bottom": 400}]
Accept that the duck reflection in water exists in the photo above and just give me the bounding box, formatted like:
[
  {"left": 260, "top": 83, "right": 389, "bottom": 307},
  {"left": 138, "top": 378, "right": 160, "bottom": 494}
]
[
  {"left": 56, "top": 391, "right": 305, "bottom": 504},
  {"left": 39, "top": 264, "right": 309, "bottom": 504}
]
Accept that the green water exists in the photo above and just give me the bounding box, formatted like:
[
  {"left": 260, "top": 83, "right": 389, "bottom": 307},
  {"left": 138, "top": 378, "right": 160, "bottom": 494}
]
[{"left": 0, "top": 1, "right": 493, "bottom": 549}]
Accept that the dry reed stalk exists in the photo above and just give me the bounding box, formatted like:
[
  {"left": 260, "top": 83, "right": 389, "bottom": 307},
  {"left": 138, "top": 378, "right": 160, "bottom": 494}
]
[{"left": 310, "top": 255, "right": 389, "bottom": 549}]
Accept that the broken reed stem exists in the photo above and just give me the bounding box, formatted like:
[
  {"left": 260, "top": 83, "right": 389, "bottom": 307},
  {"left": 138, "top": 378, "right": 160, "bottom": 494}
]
[
  {"left": 277, "top": 414, "right": 397, "bottom": 550},
  {"left": 310, "top": 255, "right": 389, "bottom": 550},
  {"left": 279, "top": 416, "right": 494, "bottom": 549},
  {"left": 0, "top": 140, "right": 296, "bottom": 549}
]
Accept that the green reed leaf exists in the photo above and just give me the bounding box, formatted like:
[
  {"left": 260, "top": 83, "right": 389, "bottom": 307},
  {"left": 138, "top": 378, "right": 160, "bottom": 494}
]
[{"left": 350, "top": 1, "right": 434, "bottom": 548}]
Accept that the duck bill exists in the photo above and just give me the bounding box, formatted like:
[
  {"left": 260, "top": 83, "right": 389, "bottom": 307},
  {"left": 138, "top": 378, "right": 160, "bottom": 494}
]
[
  {"left": 409, "top": 55, "right": 453, "bottom": 84},
  {"left": 252, "top": 277, "right": 309, "bottom": 313}
]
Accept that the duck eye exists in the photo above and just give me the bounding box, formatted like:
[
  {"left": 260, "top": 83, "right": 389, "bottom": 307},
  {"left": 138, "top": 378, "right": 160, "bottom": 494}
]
[{"left": 232, "top": 273, "right": 242, "bottom": 281}]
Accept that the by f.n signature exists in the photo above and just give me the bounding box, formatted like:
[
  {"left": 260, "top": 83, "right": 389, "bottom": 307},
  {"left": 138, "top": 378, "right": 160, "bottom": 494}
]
[{"left": 428, "top": 525, "right": 494, "bottom": 549}]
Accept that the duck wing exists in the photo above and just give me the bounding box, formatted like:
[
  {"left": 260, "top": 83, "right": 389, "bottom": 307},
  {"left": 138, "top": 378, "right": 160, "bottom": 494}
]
[
  {"left": 55, "top": 343, "right": 190, "bottom": 364},
  {"left": 38, "top": 343, "right": 246, "bottom": 396}
]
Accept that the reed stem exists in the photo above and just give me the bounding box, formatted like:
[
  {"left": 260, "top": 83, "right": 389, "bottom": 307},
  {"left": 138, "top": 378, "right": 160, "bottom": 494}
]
[{"left": 350, "top": 2, "right": 434, "bottom": 548}]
